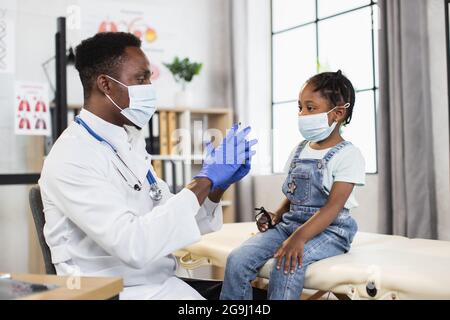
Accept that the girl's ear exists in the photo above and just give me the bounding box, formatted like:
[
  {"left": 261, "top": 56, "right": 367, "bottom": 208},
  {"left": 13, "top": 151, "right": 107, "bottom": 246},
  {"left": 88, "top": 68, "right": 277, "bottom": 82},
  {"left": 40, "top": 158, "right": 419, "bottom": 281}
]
[{"left": 334, "top": 104, "right": 350, "bottom": 123}]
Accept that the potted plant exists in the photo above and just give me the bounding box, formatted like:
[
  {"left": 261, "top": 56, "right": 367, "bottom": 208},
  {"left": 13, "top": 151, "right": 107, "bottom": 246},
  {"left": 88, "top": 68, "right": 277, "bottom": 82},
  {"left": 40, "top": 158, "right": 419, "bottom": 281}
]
[{"left": 163, "top": 57, "right": 203, "bottom": 107}]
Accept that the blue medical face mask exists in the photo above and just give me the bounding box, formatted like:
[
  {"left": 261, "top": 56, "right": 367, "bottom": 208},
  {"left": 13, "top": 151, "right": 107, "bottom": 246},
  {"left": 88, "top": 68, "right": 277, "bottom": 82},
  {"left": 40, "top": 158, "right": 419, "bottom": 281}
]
[
  {"left": 105, "top": 75, "right": 157, "bottom": 129},
  {"left": 298, "top": 103, "right": 350, "bottom": 142}
]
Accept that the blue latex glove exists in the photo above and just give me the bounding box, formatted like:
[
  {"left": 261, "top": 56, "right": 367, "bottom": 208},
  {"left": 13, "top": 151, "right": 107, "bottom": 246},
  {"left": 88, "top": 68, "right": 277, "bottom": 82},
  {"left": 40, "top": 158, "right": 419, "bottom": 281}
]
[
  {"left": 194, "top": 124, "right": 254, "bottom": 190},
  {"left": 215, "top": 139, "right": 258, "bottom": 190}
]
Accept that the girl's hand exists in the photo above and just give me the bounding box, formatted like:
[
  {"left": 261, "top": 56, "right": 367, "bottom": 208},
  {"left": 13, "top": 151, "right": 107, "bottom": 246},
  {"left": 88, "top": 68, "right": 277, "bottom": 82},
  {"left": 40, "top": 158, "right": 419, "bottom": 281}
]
[
  {"left": 272, "top": 211, "right": 283, "bottom": 225},
  {"left": 257, "top": 211, "right": 283, "bottom": 233},
  {"left": 274, "top": 232, "right": 307, "bottom": 274},
  {"left": 256, "top": 211, "right": 274, "bottom": 232}
]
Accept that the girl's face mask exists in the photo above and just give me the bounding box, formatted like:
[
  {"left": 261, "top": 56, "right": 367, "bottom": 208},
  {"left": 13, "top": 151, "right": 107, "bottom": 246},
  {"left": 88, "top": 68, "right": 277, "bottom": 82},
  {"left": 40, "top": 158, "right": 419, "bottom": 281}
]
[
  {"left": 298, "top": 103, "right": 350, "bottom": 142},
  {"left": 105, "top": 75, "right": 157, "bottom": 129}
]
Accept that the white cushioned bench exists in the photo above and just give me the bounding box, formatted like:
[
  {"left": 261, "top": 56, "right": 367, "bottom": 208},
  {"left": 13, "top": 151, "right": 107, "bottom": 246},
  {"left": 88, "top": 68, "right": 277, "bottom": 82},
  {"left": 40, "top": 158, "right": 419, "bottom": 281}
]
[{"left": 176, "top": 222, "right": 450, "bottom": 300}]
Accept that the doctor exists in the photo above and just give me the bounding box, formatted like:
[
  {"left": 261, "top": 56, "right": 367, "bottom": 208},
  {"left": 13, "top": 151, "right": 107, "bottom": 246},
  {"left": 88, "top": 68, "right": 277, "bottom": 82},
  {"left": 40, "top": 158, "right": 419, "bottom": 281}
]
[{"left": 39, "top": 32, "right": 257, "bottom": 300}]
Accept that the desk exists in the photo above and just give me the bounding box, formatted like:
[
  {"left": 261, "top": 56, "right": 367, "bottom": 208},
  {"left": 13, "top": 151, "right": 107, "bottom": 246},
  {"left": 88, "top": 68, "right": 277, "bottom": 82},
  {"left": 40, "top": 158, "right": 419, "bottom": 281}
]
[{"left": 1, "top": 273, "right": 123, "bottom": 300}]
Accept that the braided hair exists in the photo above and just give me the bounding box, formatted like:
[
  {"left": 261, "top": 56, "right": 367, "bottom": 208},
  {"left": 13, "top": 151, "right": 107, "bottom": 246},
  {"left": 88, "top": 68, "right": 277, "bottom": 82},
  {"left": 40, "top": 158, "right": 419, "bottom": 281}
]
[{"left": 306, "top": 70, "right": 356, "bottom": 125}]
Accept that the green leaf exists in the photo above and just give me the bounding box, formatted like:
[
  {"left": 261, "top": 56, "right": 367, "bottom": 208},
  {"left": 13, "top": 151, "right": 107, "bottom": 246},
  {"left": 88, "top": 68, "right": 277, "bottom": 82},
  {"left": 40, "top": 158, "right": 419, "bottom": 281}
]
[{"left": 163, "top": 56, "right": 203, "bottom": 84}]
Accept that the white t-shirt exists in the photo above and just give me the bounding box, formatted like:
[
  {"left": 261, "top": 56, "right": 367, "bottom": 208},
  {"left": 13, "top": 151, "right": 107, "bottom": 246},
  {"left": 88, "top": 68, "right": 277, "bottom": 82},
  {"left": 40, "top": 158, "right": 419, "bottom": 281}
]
[{"left": 283, "top": 142, "right": 366, "bottom": 209}]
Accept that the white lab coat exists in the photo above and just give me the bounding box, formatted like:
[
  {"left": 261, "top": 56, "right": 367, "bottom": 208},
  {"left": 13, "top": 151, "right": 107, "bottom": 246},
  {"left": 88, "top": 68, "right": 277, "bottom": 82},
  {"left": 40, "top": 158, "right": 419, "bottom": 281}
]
[{"left": 39, "top": 109, "right": 223, "bottom": 300}]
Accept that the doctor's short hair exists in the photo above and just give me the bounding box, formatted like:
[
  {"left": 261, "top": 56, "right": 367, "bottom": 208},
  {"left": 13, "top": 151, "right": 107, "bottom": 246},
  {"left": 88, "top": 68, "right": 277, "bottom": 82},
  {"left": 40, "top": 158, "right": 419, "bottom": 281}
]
[
  {"left": 306, "top": 70, "right": 356, "bottom": 125},
  {"left": 75, "top": 32, "right": 142, "bottom": 98}
]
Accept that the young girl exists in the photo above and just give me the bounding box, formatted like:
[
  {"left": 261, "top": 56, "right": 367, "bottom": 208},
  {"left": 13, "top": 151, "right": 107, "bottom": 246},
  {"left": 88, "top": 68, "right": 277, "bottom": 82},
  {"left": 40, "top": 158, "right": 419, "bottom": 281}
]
[{"left": 220, "top": 70, "right": 365, "bottom": 300}]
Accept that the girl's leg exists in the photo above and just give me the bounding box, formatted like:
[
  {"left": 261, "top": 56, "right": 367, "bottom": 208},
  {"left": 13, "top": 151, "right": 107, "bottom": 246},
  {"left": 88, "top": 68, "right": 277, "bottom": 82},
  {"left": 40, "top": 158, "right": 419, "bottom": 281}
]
[
  {"left": 220, "top": 225, "right": 288, "bottom": 300},
  {"left": 268, "top": 231, "right": 349, "bottom": 300}
]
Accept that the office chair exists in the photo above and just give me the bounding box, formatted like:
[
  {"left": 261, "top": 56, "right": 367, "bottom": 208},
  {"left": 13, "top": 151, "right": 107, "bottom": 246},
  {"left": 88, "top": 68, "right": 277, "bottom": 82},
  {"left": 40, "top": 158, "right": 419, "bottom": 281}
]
[{"left": 29, "top": 185, "right": 56, "bottom": 275}]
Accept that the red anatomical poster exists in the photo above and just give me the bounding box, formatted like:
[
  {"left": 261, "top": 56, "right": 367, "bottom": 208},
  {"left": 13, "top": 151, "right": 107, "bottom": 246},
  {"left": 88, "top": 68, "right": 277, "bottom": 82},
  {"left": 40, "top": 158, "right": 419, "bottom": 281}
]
[{"left": 14, "top": 81, "right": 51, "bottom": 136}]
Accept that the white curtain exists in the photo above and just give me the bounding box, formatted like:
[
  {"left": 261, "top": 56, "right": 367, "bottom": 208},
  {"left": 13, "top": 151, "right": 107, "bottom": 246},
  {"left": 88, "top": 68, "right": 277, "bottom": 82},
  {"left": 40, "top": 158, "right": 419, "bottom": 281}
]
[{"left": 378, "top": 0, "right": 449, "bottom": 240}]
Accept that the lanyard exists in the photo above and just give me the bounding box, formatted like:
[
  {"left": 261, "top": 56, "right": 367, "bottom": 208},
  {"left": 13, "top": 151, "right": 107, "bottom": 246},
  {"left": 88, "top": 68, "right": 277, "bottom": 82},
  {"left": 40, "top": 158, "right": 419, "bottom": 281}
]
[{"left": 74, "top": 116, "right": 158, "bottom": 188}]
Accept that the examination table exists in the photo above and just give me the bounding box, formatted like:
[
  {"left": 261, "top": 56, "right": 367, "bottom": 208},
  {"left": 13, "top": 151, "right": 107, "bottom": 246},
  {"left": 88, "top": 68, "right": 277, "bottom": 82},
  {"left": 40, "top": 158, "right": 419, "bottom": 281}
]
[{"left": 175, "top": 222, "right": 450, "bottom": 300}]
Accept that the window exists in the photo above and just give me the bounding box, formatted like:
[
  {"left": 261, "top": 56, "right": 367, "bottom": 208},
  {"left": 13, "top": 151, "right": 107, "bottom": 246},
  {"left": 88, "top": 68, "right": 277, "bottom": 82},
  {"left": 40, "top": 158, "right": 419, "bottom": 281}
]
[{"left": 271, "top": 0, "right": 379, "bottom": 173}]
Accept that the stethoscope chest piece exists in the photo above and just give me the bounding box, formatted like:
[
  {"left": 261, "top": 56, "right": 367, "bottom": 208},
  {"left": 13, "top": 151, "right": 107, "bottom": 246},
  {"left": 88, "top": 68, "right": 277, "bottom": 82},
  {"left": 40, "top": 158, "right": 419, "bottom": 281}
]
[{"left": 149, "top": 184, "right": 163, "bottom": 202}]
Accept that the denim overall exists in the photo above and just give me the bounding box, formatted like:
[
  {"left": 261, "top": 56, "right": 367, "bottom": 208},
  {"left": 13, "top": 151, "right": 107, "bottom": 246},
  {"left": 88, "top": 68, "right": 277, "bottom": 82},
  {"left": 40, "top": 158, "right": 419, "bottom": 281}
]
[{"left": 220, "top": 141, "right": 358, "bottom": 300}]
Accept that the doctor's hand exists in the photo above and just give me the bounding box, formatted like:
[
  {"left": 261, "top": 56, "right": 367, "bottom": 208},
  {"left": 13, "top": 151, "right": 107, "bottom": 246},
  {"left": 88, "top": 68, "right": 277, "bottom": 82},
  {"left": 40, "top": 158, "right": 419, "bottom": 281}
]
[
  {"left": 194, "top": 124, "right": 257, "bottom": 191},
  {"left": 215, "top": 139, "right": 258, "bottom": 191}
]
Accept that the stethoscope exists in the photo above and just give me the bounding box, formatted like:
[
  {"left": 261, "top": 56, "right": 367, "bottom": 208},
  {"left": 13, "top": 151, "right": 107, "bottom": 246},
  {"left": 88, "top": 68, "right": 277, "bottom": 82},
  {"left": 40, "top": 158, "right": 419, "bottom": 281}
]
[{"left": 75, "top": 116, "right": 162, "bottom": 202}]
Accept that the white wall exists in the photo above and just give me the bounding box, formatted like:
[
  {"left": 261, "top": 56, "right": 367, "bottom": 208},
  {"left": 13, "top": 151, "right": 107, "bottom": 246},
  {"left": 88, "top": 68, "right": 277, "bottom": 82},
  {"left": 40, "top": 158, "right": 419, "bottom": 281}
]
[
  {"left": 0, "top": 186, "right": 31, "bottom": 273},
  {"left": 246, "top": 0, "right": 272, "bottom": 175},
  {"left": 69, "top": 0, "right": 232, "bottom": 108},
  {"left": 0, "top": 0, "right": 232, "bottom": 273},
  {"left": 68, "top": 0, "right": 232, "bottom": 108},
  {"left": 0, "top": 0, "right": 70, "bottom": 273},
  {"left": 350, "top": 175, "right": 379, "bottom": 233},
  {"left": 229, "top": 0, "right": 272, "bottom": 221}
]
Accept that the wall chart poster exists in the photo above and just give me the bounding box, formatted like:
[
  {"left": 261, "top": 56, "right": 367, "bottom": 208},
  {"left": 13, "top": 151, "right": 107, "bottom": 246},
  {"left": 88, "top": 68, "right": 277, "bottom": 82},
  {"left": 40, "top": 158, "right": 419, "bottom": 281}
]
[
  {"left": 0, "top": 2, "right": 16, "bottom": 74},
  {"left": 79, "top": 0, "right": 177, "bottom": 83},
  {"left": 14, "top": 82, "right": 51, "bottom": 136}
]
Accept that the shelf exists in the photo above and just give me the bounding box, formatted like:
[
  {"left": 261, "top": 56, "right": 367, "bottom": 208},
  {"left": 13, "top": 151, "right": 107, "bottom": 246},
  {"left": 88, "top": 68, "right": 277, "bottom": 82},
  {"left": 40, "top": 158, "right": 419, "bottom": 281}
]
[
  {"left": 148, "top": 107, "right": 235, "bottom": 223},
  {"left": 59, "top": 104, "right": 231, "bottom": 114},
  {"left": 150, "top": 154, "right": 204, "bottom": 161},
  {"left": 157, "top": 107, "right": 231, "bottom": 114}
]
